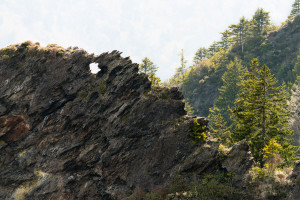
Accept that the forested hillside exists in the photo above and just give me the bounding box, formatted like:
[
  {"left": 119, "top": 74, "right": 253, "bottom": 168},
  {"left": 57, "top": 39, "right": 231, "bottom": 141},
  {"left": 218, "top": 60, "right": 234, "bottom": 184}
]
[
  {"left": 178, "top": 15, "right": 300, "bottom": 117},
  {"left": 163, "top": 5, "right": 300, "bottom": 141}
]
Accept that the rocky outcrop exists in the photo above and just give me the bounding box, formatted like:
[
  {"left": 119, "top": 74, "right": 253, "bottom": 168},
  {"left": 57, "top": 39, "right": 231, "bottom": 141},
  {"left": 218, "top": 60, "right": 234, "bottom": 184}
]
[
  {"left": 289, "top": 78, "right": 300, "bottom": 152},
  {"left": 288, "top": 160, "right": 300, "bottom": 200},
  {"left": 222, "top": 140, "right": 255, "bottom": 182},
  {"left": 0, "top": 41, "right": 223, "bottom": 200}
]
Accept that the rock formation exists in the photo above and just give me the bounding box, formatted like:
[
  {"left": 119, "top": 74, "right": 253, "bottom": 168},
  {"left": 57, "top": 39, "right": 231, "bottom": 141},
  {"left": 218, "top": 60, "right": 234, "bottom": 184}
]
[
  {"left": 0, "top": 41, "right": 297, "bottom": 200},
  {"left": 288, "top": 160, "right": 300, "bottom": 200},
  {"left": 0, "top": 41, "right": 216, "bottom": 199}
]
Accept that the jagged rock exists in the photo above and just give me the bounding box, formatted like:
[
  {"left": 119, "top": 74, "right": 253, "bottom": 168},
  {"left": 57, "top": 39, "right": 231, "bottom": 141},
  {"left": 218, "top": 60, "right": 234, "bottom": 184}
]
[
  {"left": 178, "top": 138, "right": 219, "bottom": 174},
  {"left": 221, "top": 140, "right": 255, "bottom": 180},
  {"left": 288, "top": 160, "right": 300, "bottom": 200},
  {"left": 0, "top": 42, "right": 213, "bottom": 200},
  {"left": 0, "top": 103, "right": 6, "bottom": 116}
]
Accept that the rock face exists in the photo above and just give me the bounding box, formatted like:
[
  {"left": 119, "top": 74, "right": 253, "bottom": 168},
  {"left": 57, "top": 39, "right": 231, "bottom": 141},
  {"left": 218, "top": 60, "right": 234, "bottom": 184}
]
[
  {"left": 3, "top": 41, "right": 300, "bottom": 200},
  {"left": 288, "top": 160, "right": 300, "bottom": 200},
  {"left": 289, "top": 79, "right": 300, "bottom": 152},
  {"left": 0, "top": 42, "right": 221, "bottom": 200},
  {"left": 222, "top": 140, "right": 255, "bottom": 182}
]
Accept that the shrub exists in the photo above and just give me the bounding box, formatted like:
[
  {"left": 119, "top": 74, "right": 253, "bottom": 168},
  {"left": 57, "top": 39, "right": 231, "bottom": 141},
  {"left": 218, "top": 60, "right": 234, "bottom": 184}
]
[{"left": 189, "top": 118, "right": 207, "bottom": 142}]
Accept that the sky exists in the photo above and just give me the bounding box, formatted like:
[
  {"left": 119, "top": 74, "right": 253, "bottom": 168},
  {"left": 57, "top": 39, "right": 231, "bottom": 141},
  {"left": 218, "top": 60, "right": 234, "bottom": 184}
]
[{"left": 0, "top": 0, "right": 295, "bottom": 81}]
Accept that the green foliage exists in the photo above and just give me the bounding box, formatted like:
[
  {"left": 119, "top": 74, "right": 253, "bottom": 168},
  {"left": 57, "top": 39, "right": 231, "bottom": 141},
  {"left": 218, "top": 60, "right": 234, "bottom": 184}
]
[
  {"left": 230, "top": 58, "right": 297, "bottom": 166},
  {"left": 288, "top": 0, "right": 300, "bottom": 20},
  {"left": 180, "top": 59, "right": 217, "bottom": 116},
  {"left": 57, "top": 48, "right": 65, "bottom": 55},
  {"left": 189, "top": 118, "right": 207, "bottom": 142},
  {"left": 209, "top": 57, "right": 246, "bottom": 126},
  {"left": 186, "top": 171, "right": 241, "bottom": 200},
  {"left": 248, "top": 165, "right": 292, "bottom": 199},
  {"left": 139, "top": 57, "right": 161, "bottom": 86},
  {"left": 175, "top": 49, "right": 188, "bottom": 80},
  {"left": 250, "top": 8, "right": 271, "bottom": 35},
  {"left": 0, "top": 46, "right": 16, "bottom": 57},
  {"left": 193, "top": 47, "right": 208, "bottom": 64},
  {"left": 148, "top": 73, "right": 161, "bottom": 86},
  {"left": 169, "top": 173, "right": 187, "bottom": 193},
  {"left": 168, "top": 6, "right": 299, "bottom": 124},
  {"left": 184, "top": 101, "right": 194, "bottom": 115},
  {"left": 208, "top": 41, "right": 221, "bottom": 57},
  {"left": 263, "top": 139, "right": 283, "bottom": 159},
  {"left": 219, "top": 30, "right": 233, "bottom": 49},
  {"left": 229, "top": 16, "right": 250, "bottom": 54},
  {"left": 210, "top": 113, "right": 232, "bottom": 145},
  {"left": 263, "top": 138, "right": 284, "bottom": 173},
  {"left": 163, "top": 49, "right": 189, "bottom": 87},
  {"left": 139, "top": 57, "right": 158, "bottom": 74},
  {"left": 21, "top": 40, "right": 32, "bottom": 48}
]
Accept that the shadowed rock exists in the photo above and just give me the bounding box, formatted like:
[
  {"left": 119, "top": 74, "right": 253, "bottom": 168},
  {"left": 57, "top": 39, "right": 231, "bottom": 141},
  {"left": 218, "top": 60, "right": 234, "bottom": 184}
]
[{"left": 0, "top": 42, "right": 212, "bottom": 200}]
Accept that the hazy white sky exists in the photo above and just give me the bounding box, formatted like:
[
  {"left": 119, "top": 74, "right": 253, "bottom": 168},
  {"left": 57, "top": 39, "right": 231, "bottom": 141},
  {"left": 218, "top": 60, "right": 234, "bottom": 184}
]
[{"left": 0, "top": 0, "right": 294, "bottom": 80}]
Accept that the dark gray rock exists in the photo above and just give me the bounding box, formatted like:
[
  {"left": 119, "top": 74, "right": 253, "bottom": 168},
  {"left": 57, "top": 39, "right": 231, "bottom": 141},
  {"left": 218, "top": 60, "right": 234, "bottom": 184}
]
[
  {"left": 0, "top": 42, "right": 261, "bottom": 200},
  {"left": 288, "top": 160, "right": 300, "bottom": 200},
  {"left": 0, "top": 42, "right": 212, "bottom": 200},
  {"left": 221, "top": 140, "right": 255, "bottom": 183}
]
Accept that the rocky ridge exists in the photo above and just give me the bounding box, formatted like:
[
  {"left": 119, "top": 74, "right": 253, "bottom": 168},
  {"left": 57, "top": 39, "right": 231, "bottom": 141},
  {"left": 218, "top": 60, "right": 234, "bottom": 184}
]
[{"left": 0, "top": 41, "right": 298, "bottom": 199}]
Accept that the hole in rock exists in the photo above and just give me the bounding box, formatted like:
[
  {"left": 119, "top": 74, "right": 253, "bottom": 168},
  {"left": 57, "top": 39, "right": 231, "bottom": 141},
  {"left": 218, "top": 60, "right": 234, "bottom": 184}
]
[{"left": 89, "top": 63, "right": 100, "bottom": 74}]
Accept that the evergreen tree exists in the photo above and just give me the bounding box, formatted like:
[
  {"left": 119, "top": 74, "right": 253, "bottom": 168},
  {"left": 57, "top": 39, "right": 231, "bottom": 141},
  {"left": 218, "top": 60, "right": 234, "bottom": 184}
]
[
  {"left": 175, "top": 49, "right": 188, "bottom": 79},
  {"left": 209, "top": 58, "right": 246, "bottom": 125},
  {"left": 139, "top": 57, "right": 160, "bottom": 86},
  {"left": 219, "top": 30, "right": 233, "bottom": 49},
  {"left": 230, "top": 59, "right": 297, "bottom": 165},
  {"left": 289, "top": 0, "right": 300, "bottom": 20},
  {"left": 208, "top": 41, "right": 220, "bottom": 57},
  {"left": 148, "top": 73, "right": 161, "bottom": 86},
  {"left": 250, "top": 8, "right": 270, "bottom": 35},
  {"left": 262, "top": 138, "right": 283, "bottom": 172},
  {"left": 210, "top": 113, "right": 232, "bottom": 145},
  {"left": 185, "top": 101, "right": 194, "bottom": 115},
  {"left": 139, "top": 57, "right": 158, "bottom": 74},
  {"left": 229, "top": 17, "right": 250, "bottom": 53},
  {"left": 193, "top": 47, "right": 208, "bottom": 64}
]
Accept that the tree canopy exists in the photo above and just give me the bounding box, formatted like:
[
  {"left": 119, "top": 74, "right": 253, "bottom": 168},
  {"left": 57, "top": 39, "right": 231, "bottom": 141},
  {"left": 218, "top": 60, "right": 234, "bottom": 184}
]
[
  {"left": 289, "top": 0, "right": 300, "bottom": 19},
  {"left": 139, "top": 57, "right": 161, "bottom": 86},
  {"left": 230, "top": 59, "right": 297, "bottom": 165}
]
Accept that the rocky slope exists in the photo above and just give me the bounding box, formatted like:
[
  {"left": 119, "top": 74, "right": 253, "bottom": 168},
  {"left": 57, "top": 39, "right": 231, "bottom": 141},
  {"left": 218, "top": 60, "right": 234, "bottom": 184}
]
[
  {"left": 0, "top": 41, "right": 299, "bottom": 200},
  {"left": 0, "top": 41, "right": 244, "bottom": 200}
]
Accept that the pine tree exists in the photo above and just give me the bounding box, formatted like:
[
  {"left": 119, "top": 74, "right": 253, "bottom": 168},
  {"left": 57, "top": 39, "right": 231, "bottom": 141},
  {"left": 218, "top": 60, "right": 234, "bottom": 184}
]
[
  {"left": 229, "top": 17, "right": 250, "bottom": 53},
  {"left": 209, "top": 58, "right": 246, "bottom": 125},
  {"left": 148, "top": 73, "right": 161, "bottom": 86},
  {"left": 210, "top": 113, "right": 232, "bottom": 145},
  {"left": 289, "top": 0, "right": 300, "bottom": 20},
  {"left": 262, "top": 138, "right": 283, "bottom": 172},
  {"left": 208, "top": 41, "right": 220, "bottom": 57},
  {"left": 230, "top": 58, "right": 297, "bottom": 165},
  {"left": 193, "top": 47, "right": 208, "bottom": 64},
  {"left": 175, "top": 49, "right": 188, "bottom": 79},
  {"left": 139, "top": 57, "right": 160, "bottom": 86},
  {"left": 139, "top": 57, "right": 158, "bottom": 74},
  {"left": 250, "top": 8, "right": 270, "bottom": 35},
  {"left": 219, "top": 30, "right": 233, "bottom": 49},
  {"left": 185, "top": 101, "right": 194, "bottom": 115}
]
